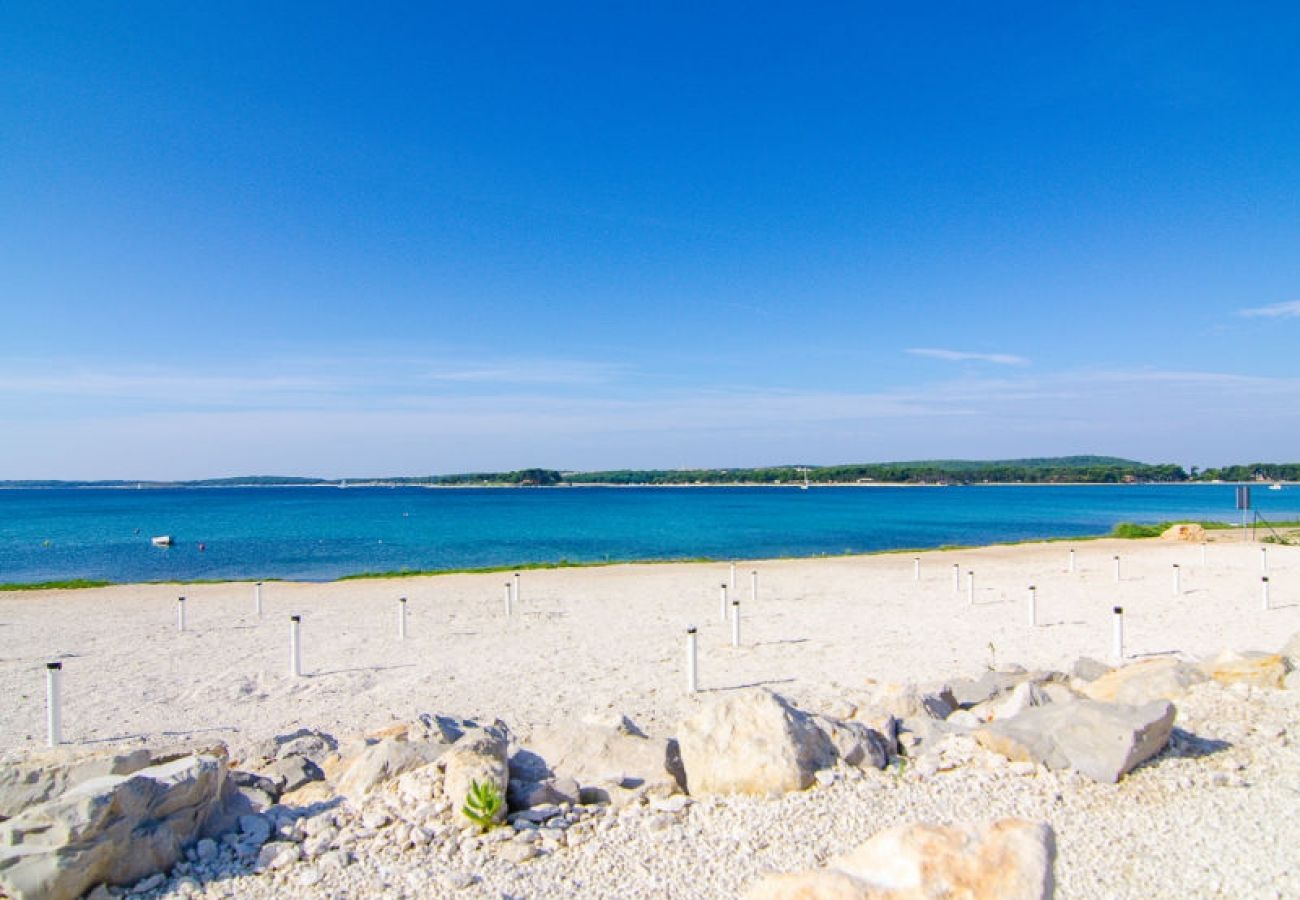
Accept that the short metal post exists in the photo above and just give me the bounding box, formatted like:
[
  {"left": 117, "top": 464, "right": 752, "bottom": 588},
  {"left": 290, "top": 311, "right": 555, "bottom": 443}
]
[
  {"left": 254, "top": 582, "right": 263, "bottom": 617},
  {"left": 1262, "top": 576, "right": 1270, "bottom": 611},
  {"left": 913, "top": 557, "right": 921, "bottom": 581},
  {"left": 719, "top": 583, "right": 728, "bottom": 622},
  {"left": 513, "top": 572, "right": 520, "bottom": 608},
  {"left": 398, "top": 596, "right": 408, "bottom": 639},
  {"left": 730, "top": 600, "right": 741, "bottom": 648},
  {"left": 46, "top": 662, "right": 63, "bottom": 747},
  {"left": 1068, "top": 548, "right": 1076, "bottom": 573},
  {"left": 967, "top": 571, "right": 975, "bottom": 606},
  {"left": 686, "top": 627, "right": 698, "bottom": 693},
  {"left": 1172, "top": 564, "right": 1181, "bottom": 595},
  {"left": 1027, "top": 585, "right": 1037, "bottom": 626},
  {"left": 290, "top": 615, "right": 302, "bottom": 677},
  {"left": 504, "top": 582, "right": 512, "bottom": 617},
  {"left": 1112, "top": 606, "right": 1124, "bottom": 663},
  {"left": 177, "top": 596, "right": 186, "bottom": 632},
  {"left": 952, "top": 563, "right": 961, "bottom": 592}
]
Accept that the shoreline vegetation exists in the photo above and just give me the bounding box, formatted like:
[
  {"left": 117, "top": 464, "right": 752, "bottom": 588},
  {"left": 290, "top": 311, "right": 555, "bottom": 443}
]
[
  {"left": 3, "top": 456, "right": 1299, "bottom": 490},
  {"left": 5, "top": 519, "right": 1297, "bottom": 592}
]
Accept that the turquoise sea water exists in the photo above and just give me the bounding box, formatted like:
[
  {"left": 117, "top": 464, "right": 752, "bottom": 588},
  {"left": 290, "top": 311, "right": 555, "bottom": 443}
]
[{"left": 1, "top": 484, "right": 1297, "bottom": 585}]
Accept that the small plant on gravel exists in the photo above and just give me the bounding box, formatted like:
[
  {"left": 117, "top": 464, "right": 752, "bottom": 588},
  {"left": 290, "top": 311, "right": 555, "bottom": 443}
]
[
  {"left": 888, "top": 756, "right": 909, "bottom": 780},
  {"left": 462, "top": 779, "right": 503, "bottom": 831}
]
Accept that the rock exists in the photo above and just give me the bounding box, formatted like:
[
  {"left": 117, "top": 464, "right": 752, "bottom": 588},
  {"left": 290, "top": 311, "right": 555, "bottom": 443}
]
[
  {"left": 511, "top": 722, "right": 684, "bottom": 805},
  {"left": 579, "top": 712, "right": 646, "bottom": 737},
  {"left": 1161, "top": 522, "right": 1207, "bottom": 541},
  {"left": 0, "top": 746, "right": 156, "bottom": 819},
  {"left": 988, "top": 682, "right": 1054, "bottom": 721},
  {"left": 1285, "top": 670, "right": 1300, "bottom": 691},
  {"left": 866, "top": 682, "right": 957, "bottom": 719},
  {"left": 260, "top": 754, "right": 324, "bottom": 793},
  {"left": 334, "top": 737, "right": 449, "bottom": 800},
  {"left": 317, "top": 849, "right": 350, "bottom": 870},
  {"left": 1070, "top": 657, "right": 1113, "bottom": 682},
  {"left": 676, "top": 688, "right": 834, "bottom": 797},
  {"left": 252, "top": 729, "right": 337, "bottom": 765},
  {"left": 255, "top": 840, "right": 302, "bottom": 871},
  {"left": 194, "top": 838, "right": 218, "bottom": 862},
  {"left": 744, "top": 818, "right": 1055, "bottom": 900},
  {"left": 0, "top": 753, "right": 228, "bottom": 900},
  {"left": 507, "top": 776, "right": 581, "bottom": 809},
  {"left": 1200, "top": 651, "right": 1288, "bottom": 689},
  {"left": 443, "top": 726, "right": 509, "bottom": 827},
  {"left": 813, "top": 716, "right": 890, "bottom": 769},
  {"left": 497, "top": 839, "right": 539, "bottom": 863},
  {"left": 947, "top": 709, "right": 982, "bottom": 729},
  {"left": 1082, "top": 657, "right": 1206, "bottom": 705},
  {"left": 1281, "top": 632, "right": 1300, "bottom": 669},
  {"left": 976, "top": 699, "right": 1175, "bottom": 783},
  {"left": 239, "top": 813, "right": 273, "bottom": 847},
  {"left": 132, "top": 872, "right": 165, "bottom": 893}
]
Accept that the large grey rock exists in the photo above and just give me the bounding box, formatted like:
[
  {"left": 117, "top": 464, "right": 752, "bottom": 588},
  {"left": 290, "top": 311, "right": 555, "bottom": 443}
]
[
  {"left": 0, "top": 747, "right": 154, "bottom": 820},
  {"left": 812, "top": 716, "right": 890, "bottom": 770},
  {"left": 259, "top": 754, "right": 323, "bottom": 794},
  {"left": 1082, "top": 658, "right": 1206, "bottom": 705},
  {"left": 334, "top": 737, "right": 449, "bottom": 801},
  {"left": 510, "top": 717, "right": 683, "bottom": 808},
  {"left": 745, "top": 818, "right": 1056, "bottom": 900},
  {"left": 1071, "top": 657, "right": 1114, "bottom": 682},
  {"left": 442, "top": 726, "right": 509, "bottom": 826},
  {"left": 0, "top": 753, "right": 228, "bottom": 900},
  {"left": 976, "top": 699, "right": 1175, "bottom": 783},
  {"left": 676, "top": 689, "right": 834, "bottom": 797},
  {"left": 252, "top": 728, "right": 337, "bottom": 765},
  {"left": 866, "top": 682, "right": 957, "bottom": 720}
]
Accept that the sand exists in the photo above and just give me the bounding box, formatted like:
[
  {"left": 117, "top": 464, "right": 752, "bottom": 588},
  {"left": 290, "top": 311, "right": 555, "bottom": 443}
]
[{"left": 0, "top": 535, "right": 1294, "bottom": 756}]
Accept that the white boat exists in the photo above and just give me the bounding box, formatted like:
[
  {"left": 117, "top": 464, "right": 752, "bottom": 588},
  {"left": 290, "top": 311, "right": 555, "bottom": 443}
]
[
  {"left": 1269, "top": 482, "right": 1283, "bottom": 491},
  {"left": 151, "top": 535, "right": 173, "bottom": 547}
]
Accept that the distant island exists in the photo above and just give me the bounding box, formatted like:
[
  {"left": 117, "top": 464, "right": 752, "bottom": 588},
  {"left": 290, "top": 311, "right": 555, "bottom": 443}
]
[{"left": 2, "top": 456, "right": 1297, "bottom": 489}]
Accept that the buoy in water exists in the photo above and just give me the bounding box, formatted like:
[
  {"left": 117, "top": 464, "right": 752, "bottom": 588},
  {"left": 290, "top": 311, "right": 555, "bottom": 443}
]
[{"left": 198, "top": 543, "right": 206, "bottom": 552}]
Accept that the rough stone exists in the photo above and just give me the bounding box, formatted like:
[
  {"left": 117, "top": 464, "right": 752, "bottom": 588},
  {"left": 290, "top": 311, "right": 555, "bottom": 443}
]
[
  {"left": 976, "top": 699, "right": 1175, "bottom": 783},
  {"left": 813, "top": 716, "right": 891, "bottom": 770},
  {"left": 1161, "top": 522, "right": 1208, "bottom": 542},
  {"left": 0, "top": 746, "right": 156, "bottom": 820},
  {"left": 260, "top": 754, "right": 323, "bottom": 794},
  {"left": 1082, "top": 657, "right": 1206, "bottom": 705},
  {"left": 0, "top": 753, "right": 228, "bottom": 900},
  {"left": 1070, "top": 657, "right": 1113, "bottom": 682},
  {"left": 1200, "top": 651, "right": 1288, "bottom": 689},
  {"left": 510, "top": 722, "right": 683, "bottom": 805},
  {"left": 948, "top": 671, "right": 1030, "bottom": 708},
  {"left": 676, "top": 689, "right": 834, "bottom": 797},
  {"left": 1281, "top": 631, "right": 1300, "bottom": 670},
  {"left": 442, "top": 726, "right": 509, "bottom": 826},
  {"left": 334, "top": 737, "right": 449, "bottom": 800},
  {"left": 866, "top": 682, "right": 956, "bottom": 720},
  {"left": 744, "top": 818, "right": 1055, "bottom": 900}
]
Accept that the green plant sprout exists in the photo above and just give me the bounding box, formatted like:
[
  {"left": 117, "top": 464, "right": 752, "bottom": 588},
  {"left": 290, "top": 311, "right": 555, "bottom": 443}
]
[{"left": 461, "top": 778, "right": 503, "bottom": 831}]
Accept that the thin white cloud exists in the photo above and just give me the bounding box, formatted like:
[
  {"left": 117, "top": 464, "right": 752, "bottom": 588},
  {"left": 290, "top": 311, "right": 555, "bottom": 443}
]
[
  {"left": 1238, "top": 300, "right": 1300, "bottom": 318},
  {"left": 907, "top": 347, "right": 1030, "bottom": 366}
]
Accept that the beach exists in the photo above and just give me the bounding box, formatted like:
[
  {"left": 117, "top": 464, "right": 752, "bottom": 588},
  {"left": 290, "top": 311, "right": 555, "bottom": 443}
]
[{"left": 2, "top": 535, "right": 1298, "bottom": 898}]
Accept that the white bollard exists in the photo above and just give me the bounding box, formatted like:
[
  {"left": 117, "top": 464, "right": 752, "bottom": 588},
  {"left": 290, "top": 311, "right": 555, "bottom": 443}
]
[
  {"left": 1113, "top": 555, "right": 1121, "bottom": 582},
  {"left": 731, "top": 599, "right": 741, "bottom": 647},
  {"left": 513, "top": 572, "right": 520, "bottom": 607},
  {"left": 967, "top": 571, "right": 975, "bottom": 606},
  {"left": 719, "top": 583, "right": 728, "bottom": 622},
  {"left": 290, "top": 615, "right": 302, "bottom": 677},
  {"left": 46, "top": 662, "right": 63, "bottom": 747},
  {"left": 1112, "top": 606, "right": 1124, "bottom": 663},
  {"left": 177, "top": 596, "right": 186, "bottom": 632},
  {"left": 751, "top": 570, "right": 758, "bottom": 604},
  {"left": 504, "top": 582, "right": 512, "bottom": 617},
  {"left": 1261, "top": 547, "right": 1269, "bottom": 575},
  {"left": 1172, "top": 564, "right": 1181, "bottom": 595},
  {"left": 913, "top": 557, "right": 921, "bottom": 581},
  {"left": 952, "top": 563, "right": 961, "bottom": 592},
  {"left": 686, "top": 627, "right": 698, "bottom": 693},
  {"left": 1068, "top": 548, "right": 1076, "bottom": 573},
  {"left": 1262, "top": 577, "right": 1270, "bottom": 611},
  {"left": 254, "top": 582, "right": 263, "bottom": 617},
  {"left": 1027, "top": 585, "right": 1037, "bottom": 626},
  {"left": 398, "top": 597, "right": 408, "bottom": 639}
]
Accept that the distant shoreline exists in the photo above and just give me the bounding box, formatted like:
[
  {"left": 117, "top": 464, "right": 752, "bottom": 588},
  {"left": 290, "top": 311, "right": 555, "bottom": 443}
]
[{"left": 0, "top": 480, "right": 1285, "bottom": 491}]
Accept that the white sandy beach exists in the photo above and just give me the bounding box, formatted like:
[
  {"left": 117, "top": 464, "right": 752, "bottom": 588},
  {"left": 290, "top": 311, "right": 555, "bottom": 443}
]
[{"left": 2, "top": 535, "right": 1298, "bottom": 899}]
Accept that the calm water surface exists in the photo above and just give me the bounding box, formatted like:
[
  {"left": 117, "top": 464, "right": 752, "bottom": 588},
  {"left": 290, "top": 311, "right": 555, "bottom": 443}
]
[{"left": 1, "top": 484, "right": 1296, "bottom": 584}]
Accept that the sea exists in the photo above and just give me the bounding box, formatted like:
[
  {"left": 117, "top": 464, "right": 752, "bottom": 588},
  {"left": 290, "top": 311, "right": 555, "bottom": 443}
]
[{"left": 1, "top": 483, "right": 1297, "bottom": 585}]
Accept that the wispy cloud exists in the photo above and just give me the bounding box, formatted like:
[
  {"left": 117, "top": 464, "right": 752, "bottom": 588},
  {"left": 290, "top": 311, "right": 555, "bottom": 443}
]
[
  {"left": 1238, "top": 300, "right": 1300, "bottom": 318},
  {"left": 906, "top": 348, "right": 1030, "bottom": 366}
]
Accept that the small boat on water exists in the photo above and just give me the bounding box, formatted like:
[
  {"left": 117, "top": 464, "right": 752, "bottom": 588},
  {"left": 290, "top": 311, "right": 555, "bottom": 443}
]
[
  {"left": 1269, "top": 482, "right": 1283, "bottom": 491},
  {"left": 151, "top": 535, "right": 173, "bottom": 547}
]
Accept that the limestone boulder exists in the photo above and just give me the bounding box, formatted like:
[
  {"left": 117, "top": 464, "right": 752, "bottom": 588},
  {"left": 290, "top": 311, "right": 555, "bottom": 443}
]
[
  {"left": 865, "top": 682, "right": 956, "bottom": 720},
  {"left": 676, "top": 689, "right": 834, "bottom": 797},
  {"left": 0, "top": 746, "right": 154, "bottom": 820},
  {"left": 1082, "top": 657, "right": 1206, "bottom": 705},
  {"left": 976, "top": 699, "right": 1175, "bottom": 783},
  {"left": 744, "top": 818, "right": 1056, "bottom": 900},
  {"left": 333, "top": 737, "right": 449, "bottom": 801},
  {"left": 510, "top": 717, "right": 683, "bottom": 807},
  {"left": 0, "top": 753, "right": 228, "bottom": 900},
  {"left": 1281, "top": 632, "right": 1300, "bottom": 670},
  {"left": 813, "top": 716, "right": 891, "bottom": 770},
  {"left": 1070, "top": 657, "right": 1113, "bottom": 682},
  {"left": 1161, "top": 522, "right": 1207, "bottom": 542},
  {"left": 442, "top": 726, "right": 509, "bottom": 826},
  {"left": 1200, "top": 651, "right": 1288, "bottom": 689}
]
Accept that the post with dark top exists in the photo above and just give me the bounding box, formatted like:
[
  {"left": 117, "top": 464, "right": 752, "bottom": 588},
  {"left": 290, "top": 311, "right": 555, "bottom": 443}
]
[
  {"left": 1112, "top": 606, "right": 1124, "bottom": 663},
  {"left": 504, "top": 583, "right": 512, "bottom": 617},
  {"left": 46, "top": 662, "right": 63, "bottom": 747},
  {"left": 1262, "top": 577, "right": 1270, "bottom": 611},
  {"left": 254, "top": 582, "right": 263, "bottom": 617},
  {"left": 1113, "top": 555, "right": 1121, "bottom": 582},
  {"left": 967, "top": 571, "right": 975, "bottom": 606},
  {"left": 1027, "top": 585, "right": 1037, "bottom": 626},
  {"left": 1172, "top": 564, "right": 1181, "bottom": 596},
  {"left": 952, "top": 563, "right": 961, "bottom": 592},
  {"left": 398, "top": 597, "right": 408, "bottom": 639},
  {"left": 290, "top": 615, "right": 302, "bottom": 677},
  {"left": 751, "top": 570, "right": 758, "bottom": 604},
  {"left": 719, "top": 583, "right": 728, "bottom": 622},
  {"left": 913, "top": 557, "right": 921, "bottom": 581},
  {"left": 1261, "top": 547, "right": 1269, "bottom": 575},
  {"left": 686, "top": 627, "right": 698, "bottom": 693},
  {"left": 731, "top": 599, "right": 741, "bottom": 648},
  {"left": 513, "top": 572, "right": 521, "bottom": 608},
  {"left": 1068, "top": 548, "right": 1076, "bottom": 574},
  {"left": 177, "top": 596, "right": 186, "bottom": 632}
]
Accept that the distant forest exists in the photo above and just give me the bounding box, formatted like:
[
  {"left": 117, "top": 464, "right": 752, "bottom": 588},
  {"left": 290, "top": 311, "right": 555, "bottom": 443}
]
[{"left": 5, "top": 457, "right": 1299, "bottom": 488}]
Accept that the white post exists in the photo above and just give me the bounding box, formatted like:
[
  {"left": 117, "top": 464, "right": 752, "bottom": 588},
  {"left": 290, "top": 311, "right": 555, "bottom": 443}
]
[
  {"left": 952, "top": 563, "right": 961, "bottom": 592},
  {"left": 1068, "top": 548, "right": 1076, "bottom": 573},
  {"left": 719, "top": 583, "right": 728, "bottom": 622},
  {"left": 686, "top": 627, "right": 698, "bottom": 693},
  {"left": 504, "top": 582, "right": 512, "bottom": 617},
  {"left": 1172, "top": 564, "right": 1181, "bottom": 595},
  {"left": 1112, "top": 606, "right": 1124, "bottom": 663},
  {"left": 967, "top": 571, "right": 975, "bottom": 606},
  {"left": 730, "top": 600, "right": 741, "bottom": 648},
  {"left": 290, "top": 615, "right": 302, "bottom": 677},
  {"left": 46, "top": 662, "right": 63, "bottom": 747},
  {"left": 398, "top": 597, "right": 408, "bottom": 639},
  {"left": 176, "top": 596, "right": 186, "bottom": 632},
  {"left": 1262, "top": 576, "right": 1270, "bottom": 611},
  {"left": 730, "top": 562, "right": 737, "bottom": 591},
  {"left": 913, "top": 557, "right": 921, "bottom": 581},
  {"left": 254, "top": 582, "right": 263, "bottom": 617},
  {"left": 1027, "top": 585, "right": 1037, "bottom": 626},
  {"left": 750, "top": 570, "right": 758, "bottom": 604},
  {"left": 1261, "top": 547, "right": 1268, "bottom": 575},
  {"left": 513, "top": 572, "right": 520, "bottom": 608},
  {"left": 1113, "top": 555, "right": 1121, "bottom": 582}
]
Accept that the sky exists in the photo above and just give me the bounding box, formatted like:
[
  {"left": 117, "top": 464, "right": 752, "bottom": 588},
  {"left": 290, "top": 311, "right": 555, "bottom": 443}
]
[{"left": 2, "top": 2, "right": 1300, "bottom": 479}]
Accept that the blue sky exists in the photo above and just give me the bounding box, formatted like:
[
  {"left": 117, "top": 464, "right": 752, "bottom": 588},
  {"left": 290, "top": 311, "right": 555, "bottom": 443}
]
[{"left": 3, "top": 2, "right": 1299, "bottom": 478}]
